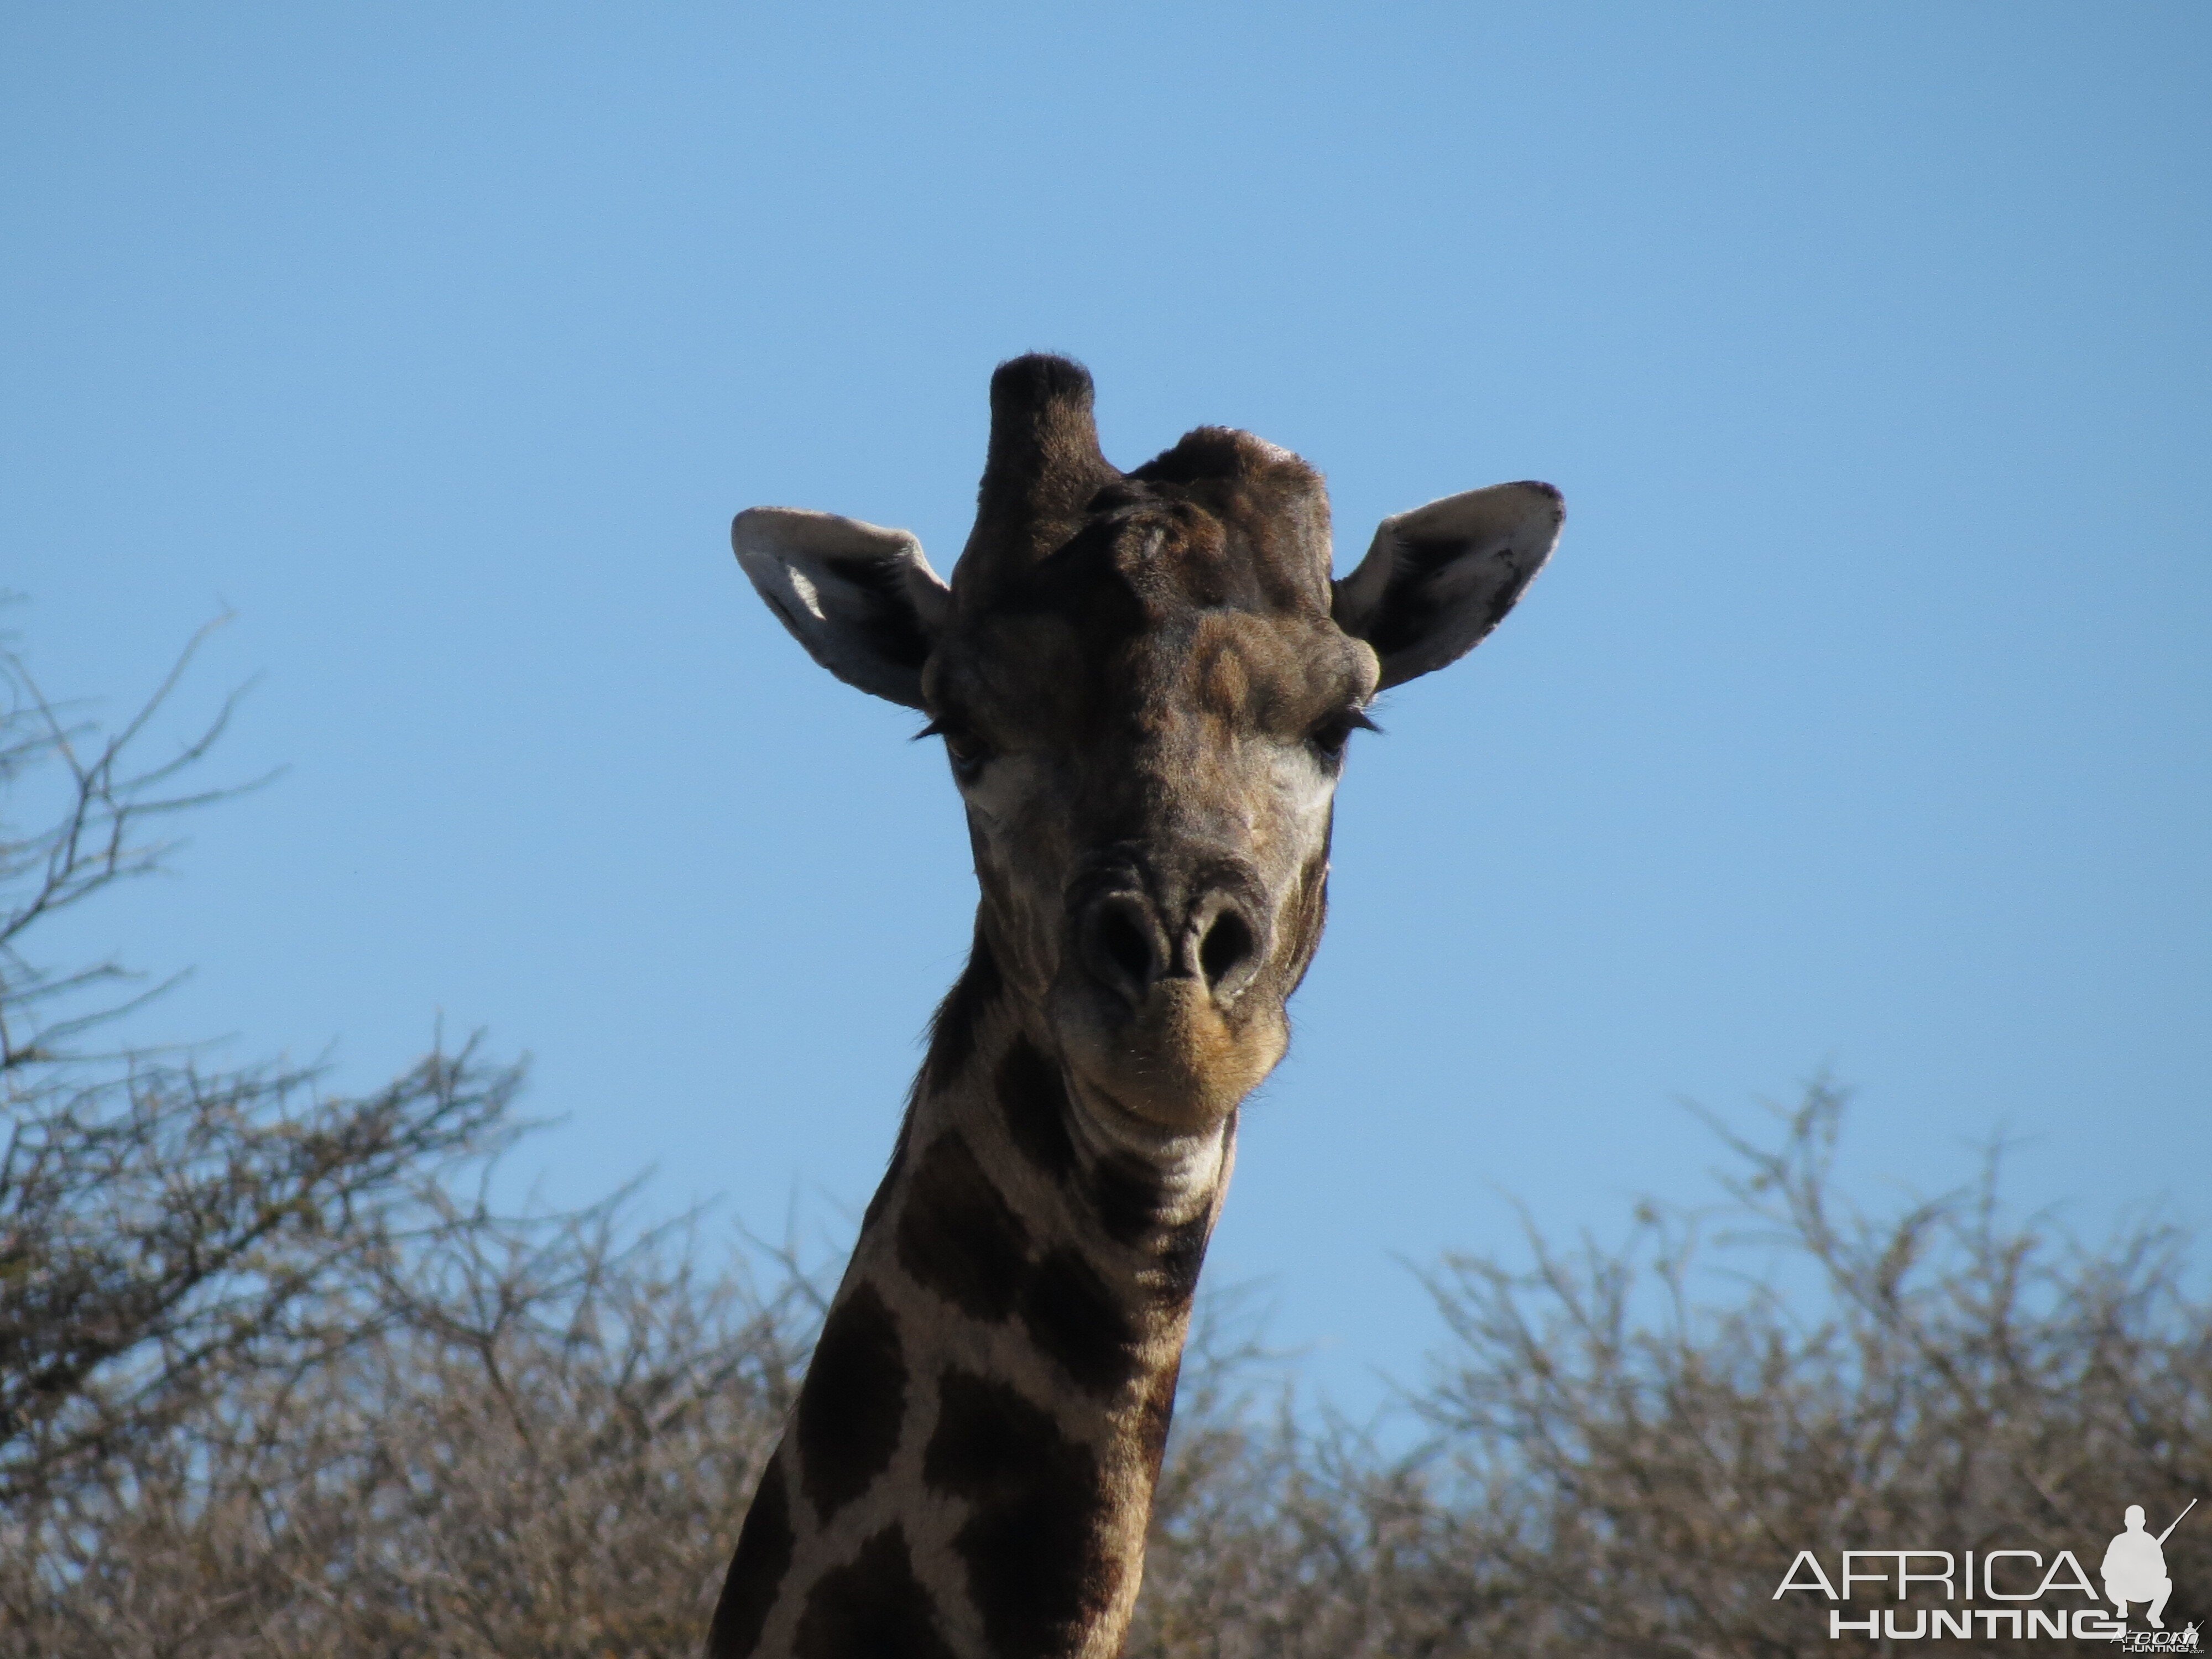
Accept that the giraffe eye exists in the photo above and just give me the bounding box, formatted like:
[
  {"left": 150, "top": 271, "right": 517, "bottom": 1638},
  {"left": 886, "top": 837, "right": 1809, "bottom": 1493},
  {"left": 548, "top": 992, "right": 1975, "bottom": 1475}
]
[
  {"left": 1308, "top": 707, "right": 1380, "bottom": 763},
  {"left": 916, "top": 718, "right": 994, "bottom": 784}
]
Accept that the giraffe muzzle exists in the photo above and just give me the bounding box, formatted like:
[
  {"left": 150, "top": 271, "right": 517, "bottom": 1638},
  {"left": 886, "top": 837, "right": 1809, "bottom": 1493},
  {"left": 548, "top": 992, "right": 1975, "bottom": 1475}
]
[{"left": 1073, "top": 872, "right": 1270, "bottom": 1014}]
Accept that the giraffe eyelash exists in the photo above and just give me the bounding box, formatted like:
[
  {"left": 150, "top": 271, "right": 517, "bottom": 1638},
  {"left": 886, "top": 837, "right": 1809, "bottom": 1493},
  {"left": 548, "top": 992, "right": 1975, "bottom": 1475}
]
[
  {"left": 915, "top": 718, "right": 994, "bottom": 780},
  {"left": 1310, "top": 707, "right": 1381, "bottom": 760}
]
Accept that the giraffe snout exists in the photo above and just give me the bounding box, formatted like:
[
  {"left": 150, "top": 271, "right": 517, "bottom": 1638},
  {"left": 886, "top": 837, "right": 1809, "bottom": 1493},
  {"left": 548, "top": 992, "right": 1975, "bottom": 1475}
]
[{"left": 1073, "top": 872, "right": 1269, "bottom": 1013}]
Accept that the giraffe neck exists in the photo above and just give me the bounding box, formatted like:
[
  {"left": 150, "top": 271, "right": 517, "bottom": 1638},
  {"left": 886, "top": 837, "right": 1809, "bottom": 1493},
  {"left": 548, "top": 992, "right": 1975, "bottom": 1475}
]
[{"left": 708, "top": 932, "right": 1236, "bottom": 1659}]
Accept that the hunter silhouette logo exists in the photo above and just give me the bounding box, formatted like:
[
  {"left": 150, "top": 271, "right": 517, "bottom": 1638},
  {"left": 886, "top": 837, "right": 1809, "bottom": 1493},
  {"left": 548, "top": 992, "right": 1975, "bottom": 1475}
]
[
  {"left": 2105, "top": 1500, "right": 2193, "bottom": 1632},
  {"left": 1774, "top": 1497, "right": 2200, "bottom": 1642}
]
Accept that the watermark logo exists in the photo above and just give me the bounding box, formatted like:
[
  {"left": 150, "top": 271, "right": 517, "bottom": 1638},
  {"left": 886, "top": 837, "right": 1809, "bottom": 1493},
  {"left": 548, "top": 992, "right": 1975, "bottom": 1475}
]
[
  {"left": 1775, "top": 1499, "right": 2198, "bottom": 1644},
  {"left": 2117, "top": 1623, "right": 2198, "bottom": 1655},
  {"left": 2106, "top": 1503, "right": 2191, "bottom": 1634}
]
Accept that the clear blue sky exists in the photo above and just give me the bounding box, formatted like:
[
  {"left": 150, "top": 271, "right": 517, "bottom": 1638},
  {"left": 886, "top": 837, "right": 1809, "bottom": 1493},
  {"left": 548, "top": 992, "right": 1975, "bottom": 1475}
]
[{"left": 7, "top": 5, "right": 2208, "bottom": 1418}]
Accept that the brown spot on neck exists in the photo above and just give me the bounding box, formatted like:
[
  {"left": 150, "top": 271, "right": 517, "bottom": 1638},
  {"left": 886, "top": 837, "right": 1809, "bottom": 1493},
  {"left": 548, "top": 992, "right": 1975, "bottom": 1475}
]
[
  {"left": 1019, "top": 1245, "right": 1145, "bottom": 1397},
  {"left": 791, "top": 1525, "right": 956, "bottom": 1659},
  {"left": 795, "top": 1283, "right": 907, "bottom": 1525},
  {"left": 997, "top": 1034, "right": 1077, "bottom": 1181},
  {"left": 706, "top": 1458, "right": 793, "bottom": 1659},
  {"left": 896, "top": 1131, "right": 1032, "bottom": 1322},
  {"left": 923, "top": 928, "right": 1002, "bottom": 1092},
  {"left": 925, "top": 1366, "right": 1117, "bottom": 1656}
]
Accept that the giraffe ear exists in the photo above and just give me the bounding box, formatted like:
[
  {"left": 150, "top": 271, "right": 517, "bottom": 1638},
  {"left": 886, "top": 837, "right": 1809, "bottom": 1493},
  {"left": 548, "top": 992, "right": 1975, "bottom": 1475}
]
[
  {"left": 1332, "top": 482, "right": 1564, "bottom": 690},
  {"left": 733, "top": 507, "right": 952, "bottom": 710}
]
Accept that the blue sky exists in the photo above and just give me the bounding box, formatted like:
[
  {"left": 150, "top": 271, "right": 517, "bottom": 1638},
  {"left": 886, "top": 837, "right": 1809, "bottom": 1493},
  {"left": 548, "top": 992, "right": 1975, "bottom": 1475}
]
[{"left": 7, "top": 5, "right": 2208, "bottom": 1417}]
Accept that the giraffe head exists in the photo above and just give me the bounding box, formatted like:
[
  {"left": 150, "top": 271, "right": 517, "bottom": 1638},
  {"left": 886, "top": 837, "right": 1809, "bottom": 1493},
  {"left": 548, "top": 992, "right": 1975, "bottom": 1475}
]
[{"left": 737, "top": 356, "right": 1560, "bottom": 1135}]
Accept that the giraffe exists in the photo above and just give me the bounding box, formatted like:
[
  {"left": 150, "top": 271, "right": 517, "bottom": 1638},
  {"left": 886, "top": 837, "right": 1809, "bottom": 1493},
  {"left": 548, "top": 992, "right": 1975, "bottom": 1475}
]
[{"left": 707, "top": 355, "right": 1562, "bottom": 1659}]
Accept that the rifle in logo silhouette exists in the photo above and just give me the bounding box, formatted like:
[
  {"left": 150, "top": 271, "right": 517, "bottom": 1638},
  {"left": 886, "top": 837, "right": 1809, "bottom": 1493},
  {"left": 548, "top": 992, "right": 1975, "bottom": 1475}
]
[{"left": 2157, "top": 1500, "right": 2197, "bottom": 1546}]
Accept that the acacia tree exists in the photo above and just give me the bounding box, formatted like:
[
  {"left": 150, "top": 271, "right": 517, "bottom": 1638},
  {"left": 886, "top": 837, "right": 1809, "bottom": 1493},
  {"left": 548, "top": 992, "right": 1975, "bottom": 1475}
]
[
  {"left": 0, "top": 628, "right": 515, "bottom": 1509},
  {"left": 1126, "top": 1092, "right": 2212, "bottom": 1658},
  {"left": 0, "top": 632, "right": 810, "bottom": 1656}
]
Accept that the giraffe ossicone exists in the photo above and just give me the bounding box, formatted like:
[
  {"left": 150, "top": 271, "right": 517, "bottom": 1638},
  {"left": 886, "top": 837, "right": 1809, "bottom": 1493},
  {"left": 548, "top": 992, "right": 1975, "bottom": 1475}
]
[{"left": 709, "top": 356, "right": 1562, "bottom": 1659}]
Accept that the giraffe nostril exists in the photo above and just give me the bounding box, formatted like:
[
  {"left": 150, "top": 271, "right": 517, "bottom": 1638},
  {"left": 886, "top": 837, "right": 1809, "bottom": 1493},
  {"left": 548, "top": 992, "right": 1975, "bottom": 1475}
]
[
  {"left": 1078, "top": 883, "right": 1264, "bottom": 1010},
  {"left": 1081, "top": 896, "right": 1161, "bottom": 1005},
  {"left": 1197, "top": 909, "right": 1255, "bottom": 994},
  {"left": 1099, "top": 909, "right": 1154, "bottom": 982}
]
